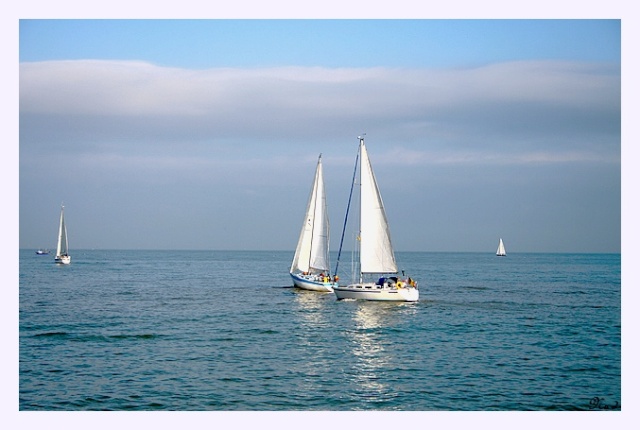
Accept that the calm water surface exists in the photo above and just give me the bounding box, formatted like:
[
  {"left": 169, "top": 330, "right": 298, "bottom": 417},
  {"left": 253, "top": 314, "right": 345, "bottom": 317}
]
[{"left": 19, "top": 250, "right": 621, "bottom": 411}]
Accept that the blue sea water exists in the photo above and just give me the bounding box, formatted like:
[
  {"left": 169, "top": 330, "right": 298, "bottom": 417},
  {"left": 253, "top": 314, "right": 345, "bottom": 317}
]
[{"left": 19, "top": 250, "right": 621, "bottom": 411}]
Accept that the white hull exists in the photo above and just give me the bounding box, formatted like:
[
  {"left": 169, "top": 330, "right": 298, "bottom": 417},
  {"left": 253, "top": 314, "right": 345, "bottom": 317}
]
[
  {"left": 333, "top": 283, "right": 419, "bottom": 302},
  {"left": 55, "top": 255, "right": 71, "bottom": 265},
  {"left": 290, "top": 273, "right": 336, "bottom": 292}
]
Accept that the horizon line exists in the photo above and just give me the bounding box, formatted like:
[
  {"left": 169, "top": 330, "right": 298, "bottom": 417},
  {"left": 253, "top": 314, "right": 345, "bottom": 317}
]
[{"left": 20, "top": 248, "right": 622, "bottom": 255}]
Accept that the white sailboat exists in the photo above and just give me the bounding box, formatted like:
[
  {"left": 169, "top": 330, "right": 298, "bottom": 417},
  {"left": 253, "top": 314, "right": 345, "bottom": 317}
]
[
  {"left": 333, "top": 136, "right": 419, "bottom": 302},
  {"left": 496, "top": 238, "right": 506, "bottom": 257},
  {"left": 290, "top": 154, "right": 338, "bottom": 292},
  {"left": 54, "top": 205, "right": 71, "bottom": 265}
]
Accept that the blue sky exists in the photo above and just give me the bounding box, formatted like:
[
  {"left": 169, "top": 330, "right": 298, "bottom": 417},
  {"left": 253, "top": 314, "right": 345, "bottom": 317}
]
[
  {"left": 17, "top": 17, "right": 622, "bottom": 253},
  {"left": 19, "top": 20, "right": 620, "bottom": 68}
]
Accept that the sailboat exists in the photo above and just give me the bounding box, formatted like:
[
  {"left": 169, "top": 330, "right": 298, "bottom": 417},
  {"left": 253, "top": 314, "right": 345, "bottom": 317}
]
[
  {"left": 290, "top": 154, "right": 338, "bottom": 292},
  {"left": 54, "top": 205, "right": 71, "bottom": 265},
  {"left": 333, "top": 136, "right": 419, "bottom": 302},
  {"left": 496, "top": 238, "right": 506, "bottom": 257}
]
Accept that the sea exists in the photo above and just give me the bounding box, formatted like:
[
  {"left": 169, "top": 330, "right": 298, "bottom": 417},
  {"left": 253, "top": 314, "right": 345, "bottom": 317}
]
[{"left": 18, "top": 249, "right": 621, "bottom": 417}]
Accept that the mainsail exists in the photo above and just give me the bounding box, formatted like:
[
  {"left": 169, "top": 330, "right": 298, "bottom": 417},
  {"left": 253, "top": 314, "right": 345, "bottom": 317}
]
[
  {"left": 56, "top": 206, "right": 68, "bottom": 257},
  {"left": 358, "top": 139, "right": 397, "bottom": 274},
  {"left": 291, "top": 155, "right": 330, "bottom": 274},
  {"left": 497, "top": 238, "right": 506, "bottom": 256}
]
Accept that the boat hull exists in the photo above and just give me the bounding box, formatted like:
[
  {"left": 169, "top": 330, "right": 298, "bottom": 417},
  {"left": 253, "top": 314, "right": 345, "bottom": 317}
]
[
  {"left": 290, "top": 273, "right": 336, "bottom": 292},
  {"left": 55, "top": 255, "right": 71, "bottom": 265},
  {"left": 333, "top": 283, "right": 419, "bottom": 302}
]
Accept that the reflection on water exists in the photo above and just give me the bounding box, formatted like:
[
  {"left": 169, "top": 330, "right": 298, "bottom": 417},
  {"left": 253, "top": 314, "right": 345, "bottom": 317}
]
[
  {"left": 351, "top": 304, "right": 390, "bottom": 399},
  {"left": 292, "top": 288, "right": 330, "bottom": 327},
  {"left": 290, "top": 289, "right": 335, "bottom": 407},
  {"left": 290, "top": 291, "right": 419, "bottom": 408},
  {"left": 346, "top": 302, "right": 418, "bottom": 408}
]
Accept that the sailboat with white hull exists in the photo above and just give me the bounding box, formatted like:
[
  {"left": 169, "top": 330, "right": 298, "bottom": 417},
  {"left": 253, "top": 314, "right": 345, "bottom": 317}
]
[
  {"left": 290, "top": 154, "right": 338, "bottom": 292},
  {"left": 333, "top": 136, "right": 419, "bottom": 302},
  {"left": 54, "top": 204, "right": 71, "bottom": 265},
  {"left": 496, "top": 238, "right": 506, "bottom": 257}
]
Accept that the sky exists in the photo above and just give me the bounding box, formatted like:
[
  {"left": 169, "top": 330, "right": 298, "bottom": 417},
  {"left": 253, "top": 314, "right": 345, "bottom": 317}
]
[{"left": 15, "top": 15, "right": 623, "bottom": 253}]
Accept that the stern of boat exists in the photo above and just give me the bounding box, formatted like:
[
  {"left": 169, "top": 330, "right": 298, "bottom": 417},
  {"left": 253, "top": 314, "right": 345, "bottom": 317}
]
[
  {"left": 55, "top": 255, "right": 71, "bottom": 265},
  {"left": 333, "top": 283, "right": 419, "bottom": 302},
  {"left": 290, "top": 272, "right": 336, "bottom": 292}
]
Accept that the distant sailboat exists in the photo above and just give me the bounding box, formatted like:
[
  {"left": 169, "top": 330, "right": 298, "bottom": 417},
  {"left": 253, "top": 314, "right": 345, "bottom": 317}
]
[
  {"left": 332, "top": 136, "right": 419, "bottom": 302},
  {"left": 54, "top": 205, "right": 71, "bottom": 265},
  {"left": 290, "top": 154, "right": 338, "bottom": 292},
  {"left": 496, "top": 238, "right": 506, "bottom": 257}
]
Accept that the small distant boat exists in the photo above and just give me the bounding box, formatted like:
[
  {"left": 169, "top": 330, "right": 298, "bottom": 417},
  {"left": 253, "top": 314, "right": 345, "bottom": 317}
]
[
  {"left": 332, "top": 136, "right": 419, "bottom": 302},
  {"left": 54, "top": 205, "right": 71, "bottom": 265},
  {"left": 290, "top": 154, "right": 338, "bottom": 292},
  {"left": 36, "top": 249, "right": 49, "bottom": 255},
  {"left": 496, "top": 238, "right": 506, "bottom": 257}
]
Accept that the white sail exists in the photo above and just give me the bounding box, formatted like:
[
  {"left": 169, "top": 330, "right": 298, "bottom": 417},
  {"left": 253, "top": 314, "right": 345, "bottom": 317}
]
[
  {"left": 359, "top": 139, "right": 397, "bottom": 274},
  {"left": 55, "top": 205, "right": 70, "bottom": 264},
  {"left": 291, "top": 155, "right": 330, "bottom": 274},
  {"left": 496, "top": 238, "right": 506, "bottom": 256},
  {"left": 56, "top": 207, "right": 68, "bottom": 256}
]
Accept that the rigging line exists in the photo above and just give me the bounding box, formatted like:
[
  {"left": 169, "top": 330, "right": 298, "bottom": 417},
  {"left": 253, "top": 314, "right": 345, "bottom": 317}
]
[{"left": 334, "top": 142, "right": 360, "bottom": 277}]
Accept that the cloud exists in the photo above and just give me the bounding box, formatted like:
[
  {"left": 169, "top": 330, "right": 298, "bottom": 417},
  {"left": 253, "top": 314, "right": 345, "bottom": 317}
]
[
  {"left": 20, "top": 60, "right": 620, "bottom": 158},
  {"left": 381, "top": 146, "right": 620, "bottom": 166}
]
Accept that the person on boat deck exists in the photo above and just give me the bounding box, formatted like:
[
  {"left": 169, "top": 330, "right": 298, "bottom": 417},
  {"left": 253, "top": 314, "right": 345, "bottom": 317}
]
[{"left": 377, "top": 277, "right": 386, "bottom": 286}]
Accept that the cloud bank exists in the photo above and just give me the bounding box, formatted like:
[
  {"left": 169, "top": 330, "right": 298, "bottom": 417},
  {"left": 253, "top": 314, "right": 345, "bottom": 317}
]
[{"left": 20, "top": 59, "right": 620, "bottom": 164}]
